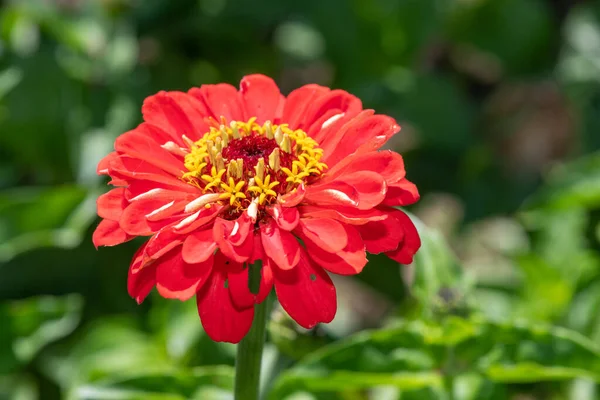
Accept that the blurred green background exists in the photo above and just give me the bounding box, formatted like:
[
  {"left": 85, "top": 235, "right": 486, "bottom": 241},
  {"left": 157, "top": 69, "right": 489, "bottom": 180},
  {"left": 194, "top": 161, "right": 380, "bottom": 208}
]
[{"left": 2, "top": 0, "right": 600, "bottom": 399}]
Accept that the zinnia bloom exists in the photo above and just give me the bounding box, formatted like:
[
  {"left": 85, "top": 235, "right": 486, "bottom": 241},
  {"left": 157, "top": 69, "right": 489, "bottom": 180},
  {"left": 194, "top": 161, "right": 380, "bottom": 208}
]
[{"left": 93, "top": 74, "right": 421, "bottom": 343}]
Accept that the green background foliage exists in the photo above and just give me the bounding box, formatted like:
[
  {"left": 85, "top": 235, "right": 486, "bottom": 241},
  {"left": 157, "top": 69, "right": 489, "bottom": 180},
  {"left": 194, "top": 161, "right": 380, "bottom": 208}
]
[{"left": 2, "top": 0, "right": 600, "bottom": 398}]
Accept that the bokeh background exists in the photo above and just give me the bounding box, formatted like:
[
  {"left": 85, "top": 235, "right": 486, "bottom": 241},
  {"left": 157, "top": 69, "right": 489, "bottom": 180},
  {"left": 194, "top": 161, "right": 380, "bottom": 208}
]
[{"left": 2, "top": 0, "right": 600, "bottom": 399}]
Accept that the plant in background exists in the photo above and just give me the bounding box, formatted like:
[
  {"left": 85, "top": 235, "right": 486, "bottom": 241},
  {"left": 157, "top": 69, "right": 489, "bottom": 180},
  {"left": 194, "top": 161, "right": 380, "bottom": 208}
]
[{"left": 92, "top": 74, "right": 420, "bottom": 399}]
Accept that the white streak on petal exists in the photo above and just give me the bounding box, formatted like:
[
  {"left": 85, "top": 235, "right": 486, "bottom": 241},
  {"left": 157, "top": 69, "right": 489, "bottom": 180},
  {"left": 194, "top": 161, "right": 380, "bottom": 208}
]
[
  {"left": 231, "top": 221, "right": 240, "bottom": 236},
  {"left": 145, "top": 201, "right": 175, "bottom": 218},
  {"left": 131, "top": 188, "right": 166, "bottom": 201},
  {"left": 248, "top": 199, "right": 259, "bottom": 222},
  {"left": 322, "top": 113, "right": 345, "bottom": 129},
  {"left": 184, "top": 193, "right": 221, "bottom": 213},
  {"left": 174, "top": 210, "right": 200, "bottom": 230},
  {"left": 161, "top": 141, "right": 188, "bottom": 156},
  {"left": 324, "top": 189, "right": 355, "bottom": 204}
]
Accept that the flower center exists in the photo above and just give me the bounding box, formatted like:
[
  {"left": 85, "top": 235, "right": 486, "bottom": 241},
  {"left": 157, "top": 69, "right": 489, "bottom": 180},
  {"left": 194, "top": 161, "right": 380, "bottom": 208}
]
[{"left": 182, "top": 118, "right": 327, "bottom": 215}]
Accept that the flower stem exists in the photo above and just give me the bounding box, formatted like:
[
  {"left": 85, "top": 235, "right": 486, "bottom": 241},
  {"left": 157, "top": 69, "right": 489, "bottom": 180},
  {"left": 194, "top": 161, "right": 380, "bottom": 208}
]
[{"left": 234, "top": 262, "right": 270, "bottom": 400}]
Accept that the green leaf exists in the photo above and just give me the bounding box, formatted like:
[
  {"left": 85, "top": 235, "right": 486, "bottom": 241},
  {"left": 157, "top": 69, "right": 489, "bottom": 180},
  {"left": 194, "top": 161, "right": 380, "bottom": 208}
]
[
  {"left": 523, "top": 151, "right": 600, "bottom": 211},
  {"left": 270, "top": 371, "right": 444, "bottom": 399},
  {"left": 68, "top": 387, "right": 185, "bottom": 400},
  {"left": 0, "top": 185, "right": 95, "bottom": 262},
  {"left": 269, "top": 317, "right": 600, "bottom": 398},
  {"left": 0, "top": 375, "right": 37, "bottom": 400},
  {"left": 0, "top": 294, "right": 83, "bottom": 374},
  {"left": 513, "top": 254, "right": 574, "bottom": 321},
  {"left": 410, "top": 214, "right": 472, "bottom": 317},
  {"left": 67, "top": 367, "right": 234, "bottom": 400},
  {"left": 148, "top": 296, "right": 235, "bottom": 366},
  {"left": 40, "top": 317, "right": 174, "bottom": 387}
]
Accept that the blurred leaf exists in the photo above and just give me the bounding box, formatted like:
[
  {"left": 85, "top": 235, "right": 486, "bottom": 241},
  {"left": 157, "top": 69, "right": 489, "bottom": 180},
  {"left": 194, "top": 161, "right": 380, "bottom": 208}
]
[
  {"left": 410, "top": 214, "right": 472, "bottom": 317},
  {"left": 41, "top": 317, "right": 173, "bottom": 387},
  {"left": 67, "top": 367, "right": 234, "bottom": 400},
  {"left": 566, "top": 281, "right": 600, "bottom": 341},
  {"left": 403, "top": 76, "right": 474, "bottom": 151},
  {"left": 559, "top": 6, "right": 600, "bottom": 84},
  {"left": 0, "top": 185, "right": 96, "bottom": 262},
  {"left": 0, "top": 294, "right": 83, "bottom": 374},
  {"left": 523, "top": 151, "right": 600, "bottom": 211},
  {"left": 447, "top": 0, "right": 553, "bottom": 75},
  {"left": 270, "top": 316, "right": 600, "bottom": 398},
  {"left": 513, "top": 254, "right": 574, "bottom": 320},
  {"left": 270, "top": 371, "right": 444, "bottom": 400},
  {"left": 0, "top": 375, "right": 37, "bottom": 400},
  {"left": 269, "top": 309, "right": 331, "bottom": 361},
  {"left": 68, "top": 387, "right": 184, "bottom": 400},
  {"left": 148, "top": 296, "right": 235, "bottom": 366},
  {"left": 0, "top": 68, "right": 23, "bottom": 101}
]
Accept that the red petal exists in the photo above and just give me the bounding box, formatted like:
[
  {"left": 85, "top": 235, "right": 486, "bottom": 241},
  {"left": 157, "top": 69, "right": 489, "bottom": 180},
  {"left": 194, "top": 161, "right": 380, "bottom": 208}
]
[
  {"left": 115, "top": 128, "right": 184, "bottom": 176},
  {"left": 322, "top": 114, "right": 400, "bottom": 166},
  {"left": 257, "top": 259, "right": 274, "bottom": 304},
  {"left": 127, "top": 189, "right": 193, "bottom": 223},
  {"left": 227, "top": 267, "right": 255, "bottom": 309},
  {"left": 298, "top": 205, "right": 388, "bottom": 225},
  {"left": 97, "top": 152, "right": 119, "bottom": 175},
  {"left": 260, "top": 219, "right": 301, "bottom": 270},
  {"left": 301, "top": 224, "right": 367, "bottom": 275},
  {"left": 120, "top": 199, "right": 165, "bottom": 236},
  {"left": 188, "top": 84, "right": 245, "bottom": 122},
  {"left": 282, "top": 84, "right": 330, "bottom": 129},
  {"left": 295, "top": 218, "right": 347, "bottom": 252},
  {"left": 213, "top": 216, "right": 253, "bottom": 263},
  {"left": 356, "top": 214, "right": 404, "bottom": 254},
  {"left": 156, "top": 248, "right": 213, "bottom": 301},
  {"left": 382, "top": 179, "right": 420, "bottom": 207},
  {"left": 182, "top": 229, "right": 217, "bottom": 264},
  {"left": 173, "top": 204, "right": 223, "bottom": 234},
  {"left": 109, "top": 156, "right": 195, "bottom": 192},
  {"left": 309, "top": 170, "right": 387, "bottom": 211},
  {"left": 304, "top": 181, "right": 359, "bottom": 208},
  {"left": 324, "top": 150, "right": 406, "bottom": 185},
  {"left": 316, "top": 110, "right": 372, "bottom": 158},
  {"left": 249, "top": 231, "right": 264, "bottom": 264},
  {"left": 267, "top": 203, "right": 299, "bottom": 231},
  {"left": 196, "top": 269, "right": 254, "bottom": 343},
  {"left": 279, "top": 183, "right": 306, "bottom": 208},
  {"left": 228, "top": 257, "right": 274, "bottom": 309},
  {"left": 240, "top": 74, "right": 283, "bottom": 124},
  {"left": 273, "top": 249, "right": 336, "bottom": 329},
  {"left": 303, "top": 89, "right": 363, "bottom": 139},
  {"left": 339, "top": 171, "right": 387, "bottom": 210},
  {"left": 93, "top": 219, "right": 132, "bottom": 248},
  {"left": 125, "top": 181, "right": 199, "bottom": 201},
  {"left": 128, "top": 242, "right": 156, "bottom": 304},
  {"left": 144, "top": 227, "right": 183, "bottom": 260},
  {"left": 386, "top": 211, "right": 421, "bottom": 264},
  {"left": 97, "top": 188, "right": 127, "bottom": 220},
  {"left": 142, "top": 91, "right": 208, "bottom": 143}
]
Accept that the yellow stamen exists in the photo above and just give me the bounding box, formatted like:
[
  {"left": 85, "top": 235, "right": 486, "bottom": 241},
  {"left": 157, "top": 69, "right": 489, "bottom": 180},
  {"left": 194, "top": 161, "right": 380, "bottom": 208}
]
[{"left": 181, "top": 117, "right": 328, "bottom": 210}]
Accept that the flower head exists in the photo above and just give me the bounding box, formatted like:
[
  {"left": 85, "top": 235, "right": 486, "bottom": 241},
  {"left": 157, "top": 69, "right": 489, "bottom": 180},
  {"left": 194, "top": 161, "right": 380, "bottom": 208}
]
[{"left": 93, "top": 75, "right": 421, "bottom": 343}]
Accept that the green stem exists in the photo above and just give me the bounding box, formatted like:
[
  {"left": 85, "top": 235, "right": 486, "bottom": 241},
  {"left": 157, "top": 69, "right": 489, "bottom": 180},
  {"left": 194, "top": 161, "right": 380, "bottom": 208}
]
[{"left": 234, "top": 262, "right": 270, "bottom": 400}]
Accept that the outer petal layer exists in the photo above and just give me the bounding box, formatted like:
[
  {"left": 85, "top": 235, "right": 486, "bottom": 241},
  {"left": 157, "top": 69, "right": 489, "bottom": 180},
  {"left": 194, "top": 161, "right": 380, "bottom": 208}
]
[
  {"left": 274, "top": 250, "right": 336, "bottom": 329},
  {"left": 386, "top": 210, "right": 421, "bottom": 265},
  {"left": 197, "top": 268, "right": 254, "bottom": 343}
]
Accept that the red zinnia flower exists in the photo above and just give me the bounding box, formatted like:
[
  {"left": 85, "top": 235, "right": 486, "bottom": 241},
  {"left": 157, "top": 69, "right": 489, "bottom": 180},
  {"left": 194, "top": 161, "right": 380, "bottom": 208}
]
[{"left": 93, "top": 74, "right": 421, "bottom": 343}]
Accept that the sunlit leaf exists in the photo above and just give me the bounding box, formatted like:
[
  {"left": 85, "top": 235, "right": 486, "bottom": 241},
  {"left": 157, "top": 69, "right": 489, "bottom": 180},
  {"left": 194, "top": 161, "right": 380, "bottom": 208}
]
[
  {"left": 523, "top": 152, "right": 600, "bottom": 211},
  {"left": 270, "top": 316, "right": 600, "bottom": 398},
  {"left": 67, "top": 367, "right": 234, "bottom": 400}
]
